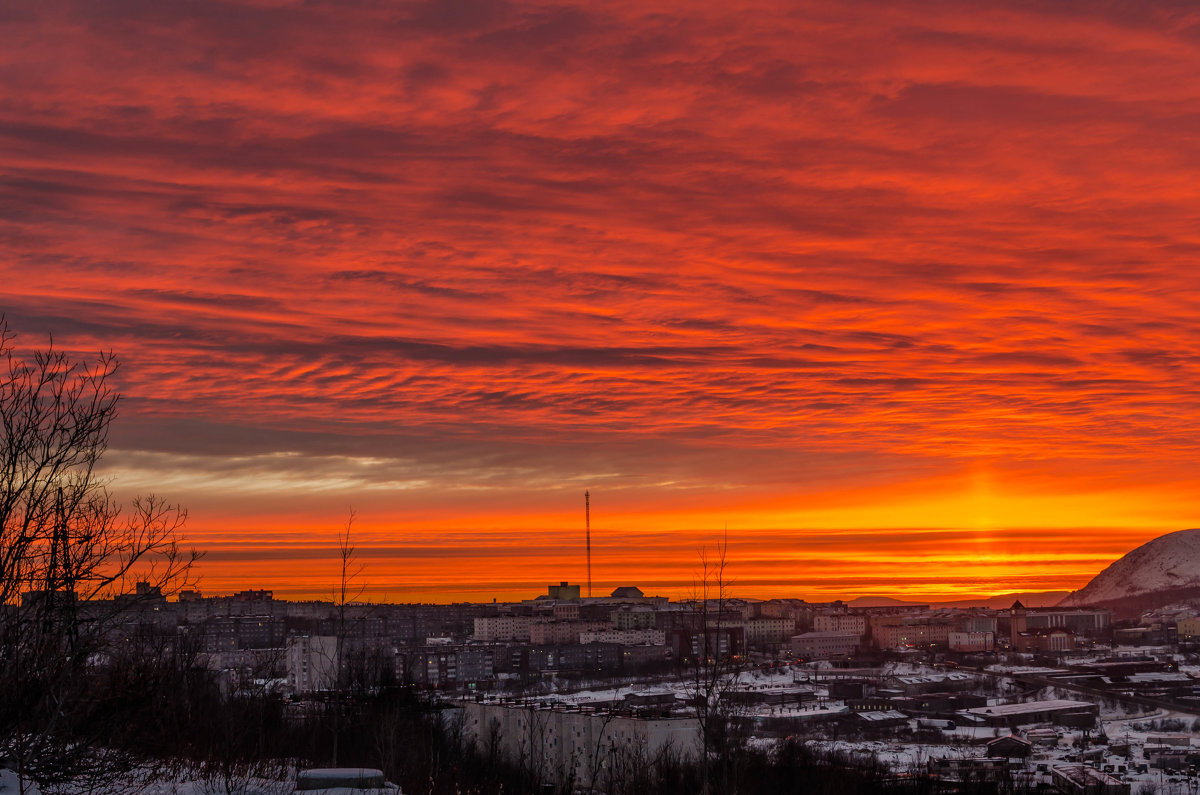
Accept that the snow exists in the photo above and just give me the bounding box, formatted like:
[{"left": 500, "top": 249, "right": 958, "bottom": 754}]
[
  {"left": 0, "top": 769, "right": 41, "bottom": 795},
  {"left": 1061, "top": 528, "right": 1200, "bottom": 605}
]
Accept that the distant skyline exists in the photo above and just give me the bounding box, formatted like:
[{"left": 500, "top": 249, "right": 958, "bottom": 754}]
[{"left": 3, "top": 1, "right": 1199, "bottom": 602}]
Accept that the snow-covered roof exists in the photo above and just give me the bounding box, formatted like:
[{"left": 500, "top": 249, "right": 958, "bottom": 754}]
[
  {"left": 961, "top": 699, "right": 1093, "bottom": 718},
  {"left": 857, "top": 710, "right": 908, "bottom": 722}
]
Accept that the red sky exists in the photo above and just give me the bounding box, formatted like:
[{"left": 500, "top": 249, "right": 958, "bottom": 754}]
[{"left": 3, "top": 1, "right": 1200, "bottom": 602}]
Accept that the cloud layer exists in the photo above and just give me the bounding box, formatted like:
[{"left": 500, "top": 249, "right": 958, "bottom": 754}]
[{"left": 3, "top": 0, "right": 1200, "bottom": 599}]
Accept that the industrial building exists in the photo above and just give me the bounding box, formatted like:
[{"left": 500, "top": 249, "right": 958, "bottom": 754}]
[{"left": 959, "top": 699, "right": 1098, "bottom": 728}]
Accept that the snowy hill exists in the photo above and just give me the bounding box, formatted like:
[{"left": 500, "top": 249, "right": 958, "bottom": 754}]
[{"left": 1060, "top": 528, "right": 1200, "bottom": 607}]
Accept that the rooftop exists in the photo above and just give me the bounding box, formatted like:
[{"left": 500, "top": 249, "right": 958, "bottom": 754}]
[{"left": 962, "top": 700, "right": 1094, "bottom": 717}]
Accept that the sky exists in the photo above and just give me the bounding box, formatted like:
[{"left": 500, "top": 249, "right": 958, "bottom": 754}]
[{"left": 3, "top": 0, "right": 1200, "bottom": 603}]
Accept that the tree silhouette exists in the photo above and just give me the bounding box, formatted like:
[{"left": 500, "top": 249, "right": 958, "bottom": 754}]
[{"left": 0, "top": 320, "right": 198, "bottom": 790}]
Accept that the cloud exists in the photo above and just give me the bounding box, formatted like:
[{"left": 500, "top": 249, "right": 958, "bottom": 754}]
[{"left": 3, "top": 0, "right": 1200, "bottom": 597}]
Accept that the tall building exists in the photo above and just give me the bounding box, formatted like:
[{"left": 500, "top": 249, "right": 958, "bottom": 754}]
[
  {"left": 287, "top": 635, "right": 337, "bottom": 693},
  {"left": 1010, "top": 601, "right": 1027, "bottom": 648}
]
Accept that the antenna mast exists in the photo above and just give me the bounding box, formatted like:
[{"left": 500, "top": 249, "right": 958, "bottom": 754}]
[{"left": 585, "top": 490, "right": 592, "bottom": 599}]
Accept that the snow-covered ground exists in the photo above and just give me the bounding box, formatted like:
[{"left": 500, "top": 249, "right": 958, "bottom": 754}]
[{"left": 0, "top": 769, "right": 41, "bottom": 794}]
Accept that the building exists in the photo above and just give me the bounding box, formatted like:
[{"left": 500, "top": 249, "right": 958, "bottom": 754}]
[
  {"left": 1025, "top": 728, "right": 1058, "bottom": 746},
  {"left": 287, "top": 635, "right": 337, "bottom": 693},
  {"left": 1051, "top": 765, "right": 1129, "bottom": 794},
  {"left": 987, "top": 735, "right": 1032, "bottom": 759},
  {"left": 1144, "top": 734, "right": 1191, "bottom": 750},
  {"left": 1025, "top": 608, "right": 1110, "bottom": 634},
  {"left": 203, "top": 615, "right": 286, "bottom": 651},
  {"left": 622, "top": 644, "right": 671, "bottom": 668},
  {"left": 897, "top": 692, "right": 986, "bottom": 715},
  {"left": 409, "top": 645, "right": 496, "bottom": 687},
  {"left": 473, "top": 614, "right": 533, "bottom": 642},
  {"left": 791, "top": 631, "right": 859, "bottom": 659},
  {"left": 668, "top": 626, "right": 745, "bottom": 660},
  {"left": 579, "top": 628, "right": 666, "bottom": 646},
  {"left": 960, "top": 699, "right": 1097, "bottom": 728},
  {"left": 888, "top": 673, "right": 975, "bottom": 695},
  {"left": 546, "top": 582, "right": 581, "bottom": 601},
  {"left": 1177, "top": 616, "right": 1200, "bottom": 641},
  {"left": 1013, "top": 628, "right": 1076, "bottom": 653},
  {"left": 529, "top": 619, "right": 608, "bottom": 645},
  {"left": 960, "top": 615, "right": 998, "bottom": 634},
  {"left": 234, "top": 589, "right": 273, "bottom": 602},
  {"left": 813, "top": 613, "right": 866, "bottom": 635},
  {"left": 854, "top": 710, "right": 908, "bottom": 729},
  {"left": 927, "top": 758, "right": 1007, "bottom": 785},
  {"left": 1009, "top": 601, "right": 1027, "bottom": 647},
  {"left": 553, "top": 603, "right": 580, "bottom": 621},
  {"left": 872, "top": 619, "right": 951, "bottom": 649},
  {"left": 611, "top": 607, "right": 656, "bottom": 630},
  {"left": 829, "top": 680, "right": 869, "bottom": 700},
  {"left": 528, "top": 643, "right": 622, "bottom": 672},
  {"left": 744, "top": 617, "right": 795, "bottom": 646},
  {"left": 1113, "top": 624, "right": 1176, "bottom": 646},
  {"left": 948, "top": 631, "right": 994, "bottom": 652},
  {"left": 610, "top": 586, "right": 645, "bottom": 599},
  {"left": 1144, "top": 746, "right": 1190, "bottom": 770},
  {"left": 1010, "top": 602, "right": 1077, "bottom": 652}
]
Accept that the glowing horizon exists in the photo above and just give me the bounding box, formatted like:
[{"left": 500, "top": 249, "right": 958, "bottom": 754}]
[{"left": 3, "top": 1, "right": 1199, "bottom": 603}]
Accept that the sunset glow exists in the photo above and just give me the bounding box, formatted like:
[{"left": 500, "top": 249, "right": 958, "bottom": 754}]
[{"left": 4, "top": 1, "right": 1200, "bottom": 602}]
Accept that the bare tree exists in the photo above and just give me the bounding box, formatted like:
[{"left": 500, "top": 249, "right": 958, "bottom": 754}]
[
  {"left": 0, "top": 321, "right": 198, "bottom": 791},
  {"left": 582, "top": 702, "right": 624, "bottom": 794},
  {"left": 682, "top": 530, "right": 746, "bottom": 795},
  {"left": 328, "top": 509, "right": 366, "bottom": 765},
  {"left": 335, "top": 509, "right": 365, "bottom": 682}
]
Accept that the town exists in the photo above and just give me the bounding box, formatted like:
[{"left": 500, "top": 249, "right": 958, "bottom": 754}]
[{"left": 77, "top": 578, "right": 1200, "bottom": 794}]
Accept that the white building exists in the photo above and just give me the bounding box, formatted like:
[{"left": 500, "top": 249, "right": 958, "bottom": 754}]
[{"left": 287, "top": 634, "right": 337, "bottom": 693}]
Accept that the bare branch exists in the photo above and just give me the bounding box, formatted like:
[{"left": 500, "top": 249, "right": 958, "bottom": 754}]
[{"left": 0, "top": 323, "right": 199, "bottom": 789}]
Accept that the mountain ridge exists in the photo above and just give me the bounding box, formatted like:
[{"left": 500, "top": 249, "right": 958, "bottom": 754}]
[{"left": 844, "top": 591, "right": 1069, "bottom": 609}]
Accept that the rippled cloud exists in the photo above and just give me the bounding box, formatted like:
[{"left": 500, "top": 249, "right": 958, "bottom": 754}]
[{"left": 2, "top": 0, "right": 1199, "bottom": 598}]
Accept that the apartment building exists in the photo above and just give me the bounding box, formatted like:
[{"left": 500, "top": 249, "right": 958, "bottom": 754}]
[
  {"left": 745, "top": 617, "right": 796, "bottom": 645},
  {"left": 813, "top": 613, "right": 867, "bottom": 635},
  {"left": 473, "top": 615, "right": 534, "bottom": 642},
  {"left": 579, "top": 628, "right": 666, "bottom": 646},
  {"left": 529, "top": 619, "right": 609, "bottom": 645},
  {"left": 287, "top": 635, "right": 337, "bottom": 693}
]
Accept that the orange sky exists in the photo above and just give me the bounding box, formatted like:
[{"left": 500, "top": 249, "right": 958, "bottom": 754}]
[{"left": 3, "top": 1, "right": 1200, "bottom": 602}]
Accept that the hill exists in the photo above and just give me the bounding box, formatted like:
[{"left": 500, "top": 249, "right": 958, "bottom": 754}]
[
  {"left": 1059, "top": 528, "right": 1200, "bottom": 613},
  {"left": 845, "top": 591, "right": 1069, "bottom": 609}
]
